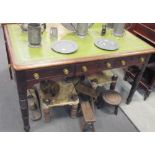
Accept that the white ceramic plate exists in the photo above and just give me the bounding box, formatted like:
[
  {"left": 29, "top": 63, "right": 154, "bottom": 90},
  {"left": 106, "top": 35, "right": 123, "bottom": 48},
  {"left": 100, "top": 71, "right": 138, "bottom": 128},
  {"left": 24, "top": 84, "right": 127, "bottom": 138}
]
[
  {"left": 51, "top": 40, "right": 78, "bottom": 54},
  {"left": 94, "top": 38, "right": 119, "bottom": 51},
  {"left": 61, "top": 23, "right": 93, "bottom": 31}
]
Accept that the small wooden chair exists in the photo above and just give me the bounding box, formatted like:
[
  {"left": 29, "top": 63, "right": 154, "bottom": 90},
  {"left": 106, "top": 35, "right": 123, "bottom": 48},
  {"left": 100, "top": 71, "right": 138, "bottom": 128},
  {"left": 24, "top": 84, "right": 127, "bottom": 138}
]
[
  {"left": 80, "top": 101, "right": 96, "bottom": 132},
  {"left": 88, "top": 71, "right": 122, "bottom": 115},
  {"left": 102, "top": 90, "right": 122, "bottom": 115}
]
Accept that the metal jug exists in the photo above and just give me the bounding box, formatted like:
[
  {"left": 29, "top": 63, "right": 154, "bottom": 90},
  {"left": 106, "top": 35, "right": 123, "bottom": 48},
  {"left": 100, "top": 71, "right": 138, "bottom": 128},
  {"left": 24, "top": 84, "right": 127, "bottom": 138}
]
[
  {"left": 113, "top": 23, "right": 125, "bottom": 37},
  {"left": 71, "top": 23, "right": 89, "bottom": 36},
  {"left": 28, "top": 23, "right": 46, "bottom": 47}
]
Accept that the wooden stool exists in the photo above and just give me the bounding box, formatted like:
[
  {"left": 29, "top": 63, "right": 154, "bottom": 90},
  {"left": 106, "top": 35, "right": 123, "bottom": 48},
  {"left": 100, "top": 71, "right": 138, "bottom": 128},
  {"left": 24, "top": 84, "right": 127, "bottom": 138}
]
[
  {"left": 87, "top": 71, "right": 119, "bottom": 110},
  {"left": 102, "top": 90, "right": 122, "bottom": 115},
  {"left": 38, "top": 81, "right": 79, "bottom": 122},
  {"left": 80, "top": 101, "right": 96, "bottom": 132}
]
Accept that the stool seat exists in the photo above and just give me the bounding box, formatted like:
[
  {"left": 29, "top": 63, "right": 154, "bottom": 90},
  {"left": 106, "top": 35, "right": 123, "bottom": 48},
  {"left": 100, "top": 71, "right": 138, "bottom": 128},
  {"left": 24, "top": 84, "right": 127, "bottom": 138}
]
[
  {"left": 36, "top": 81, "right": 79, "bottom": 122},
  {"left": 102, "top": 90, "right": 122, "bottom": 106},
  {"left": 80, "top": 101, "right": 96, "bottom": 131},
  {"left": 81, "top": 101, "right": 96, "bottom": 123}
]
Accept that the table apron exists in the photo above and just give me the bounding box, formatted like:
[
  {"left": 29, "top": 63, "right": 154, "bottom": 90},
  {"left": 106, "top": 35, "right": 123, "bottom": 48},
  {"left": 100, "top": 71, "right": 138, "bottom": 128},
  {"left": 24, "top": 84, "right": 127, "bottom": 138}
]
[{"left": 25, "top": 54, "right": 149, "bottom": 89}]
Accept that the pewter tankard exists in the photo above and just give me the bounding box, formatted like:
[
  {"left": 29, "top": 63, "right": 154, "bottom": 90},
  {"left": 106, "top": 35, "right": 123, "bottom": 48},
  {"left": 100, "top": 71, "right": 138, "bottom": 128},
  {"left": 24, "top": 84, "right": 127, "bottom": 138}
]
[
  {"left": 28, "top": 23, "right": 46, "bottom": 47},
  {"left": 76, "top": 23, "right": 88, "bottom": 36},
  {"left": 70, "top": 23, "right": 89, "bottom": 36},
  {"left": 113, "top": 23, "right": 125, "bottom": 37}
]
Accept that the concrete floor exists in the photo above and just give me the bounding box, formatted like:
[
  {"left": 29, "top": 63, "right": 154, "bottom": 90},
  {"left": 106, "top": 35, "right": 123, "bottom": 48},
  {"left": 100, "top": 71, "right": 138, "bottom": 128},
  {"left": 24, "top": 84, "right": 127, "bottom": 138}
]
[
  {"left": 115, "top": 69, "right": 155, "bottom": 132},
  {"left": 0, "top": 26, "right": 139, "bottom": 132}
]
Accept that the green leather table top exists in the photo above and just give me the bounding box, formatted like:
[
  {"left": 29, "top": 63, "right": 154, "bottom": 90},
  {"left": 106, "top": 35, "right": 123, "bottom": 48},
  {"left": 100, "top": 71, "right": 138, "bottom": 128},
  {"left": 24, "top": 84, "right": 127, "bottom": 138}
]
[{"left": 6, "top": 23, "right": 154, "bottom": 70}]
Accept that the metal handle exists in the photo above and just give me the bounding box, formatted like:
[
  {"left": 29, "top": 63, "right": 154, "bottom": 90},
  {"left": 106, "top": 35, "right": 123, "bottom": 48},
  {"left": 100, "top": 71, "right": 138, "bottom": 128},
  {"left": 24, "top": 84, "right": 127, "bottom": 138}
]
[
  {"left": 121, "top": 60, "right": 126, "bottom": 66},
  {"left": 106, "top": 62, "right": 112, "bottom": 68},
  {"left": 82, "top": 66, "right": 88, "bottom": 72},
  {"left": 140, "top": 57, "right": 145, "bottom": 63},
  {"left": 41, "top": 23, "right": 46, "bottom": 33},
  {"left": 33, "top": 73, "right": 40, "bottom": 80},
  {"left": 63, "top": 68, "right": 69, "bottom": 75}
]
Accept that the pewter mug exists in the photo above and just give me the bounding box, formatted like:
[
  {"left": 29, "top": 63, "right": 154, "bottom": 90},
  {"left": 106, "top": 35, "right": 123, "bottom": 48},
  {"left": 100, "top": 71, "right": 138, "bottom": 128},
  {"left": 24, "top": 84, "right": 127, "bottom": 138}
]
[
  {"left": 113, "top": 23, "right": 125, "bottom": 37},
  {"left": 28, "top": 23, "right": 46, "bottom": 47},
  {"left": 76, "top": 23, "right": 88, "bottom": 36},
  {"left": 71, "top": 23, "right": 89, "bottom": 36}
]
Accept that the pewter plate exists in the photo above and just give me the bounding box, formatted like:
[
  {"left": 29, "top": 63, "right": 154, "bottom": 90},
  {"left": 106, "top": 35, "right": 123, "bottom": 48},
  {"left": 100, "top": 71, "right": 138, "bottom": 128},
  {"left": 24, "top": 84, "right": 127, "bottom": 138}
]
[
  {"left": 51, "top": 40, "right": 78, "bottom": 54},
  {"left": 94, "top": 38, "right": 119, "bottom": 51}
]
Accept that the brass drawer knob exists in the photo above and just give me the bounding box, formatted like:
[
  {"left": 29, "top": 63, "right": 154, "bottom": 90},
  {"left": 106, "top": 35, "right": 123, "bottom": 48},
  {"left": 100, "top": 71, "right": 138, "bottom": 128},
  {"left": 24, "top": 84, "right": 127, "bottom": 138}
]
[
  {"left": 63, "top": 68, "right": 69, "bottom": 75},
  {"left": 106, "top": 62, "right": 112, "bottom": 68},
  {"left": 140, "top": 57, "right": 145, "bottom": 63},
  {"left": 121, "top": 60, "right": 126, "bottom": 66},
  {"left": 82, "top": 66, "right": 88, "bottom": 72},
  {"left": 33, "top": 73, "right": 40, "bottom": 80}
]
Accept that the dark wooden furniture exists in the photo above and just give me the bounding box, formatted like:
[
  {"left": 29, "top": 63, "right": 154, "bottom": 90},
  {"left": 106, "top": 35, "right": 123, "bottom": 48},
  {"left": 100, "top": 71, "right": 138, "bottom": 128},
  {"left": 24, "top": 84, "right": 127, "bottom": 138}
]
[
  {"left": 127, "top": 23, "right": 155, "bottom": 45},
  {"left": 110, "top": 74, "right": 118, "bottom": 90},
  {"left": 124, "top": 66, "right": 155, "bottom": 100},
  {"left": 91, "top": 73, "right": 120, "bottom": 114},
  {"left": 3, "top": 23, "right": 155, "bottom": 131},
  {"left": 37, "top": 81, "right": 79, "bottom": 122},
  {"left": 125, "top": 23, "right": 155, "bottom": 100},
  {"left": 102, "top": 90, "right": 122, "bottom": 115}
]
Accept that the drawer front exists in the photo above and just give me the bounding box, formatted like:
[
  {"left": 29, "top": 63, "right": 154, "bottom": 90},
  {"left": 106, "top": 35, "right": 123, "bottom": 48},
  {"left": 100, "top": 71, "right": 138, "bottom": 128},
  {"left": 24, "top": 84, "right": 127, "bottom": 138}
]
[
  {"left": 26, "top": 65, "right": 75, "bottom": 81},
  {"left": 26, "top": 55, "right": 148, "bottom": 82},
  {"left": 75, "top": 62, "right": 100, "bottom": 76},
  {"left": 98, "top": 55, "right": 147, "bottom": 70}
]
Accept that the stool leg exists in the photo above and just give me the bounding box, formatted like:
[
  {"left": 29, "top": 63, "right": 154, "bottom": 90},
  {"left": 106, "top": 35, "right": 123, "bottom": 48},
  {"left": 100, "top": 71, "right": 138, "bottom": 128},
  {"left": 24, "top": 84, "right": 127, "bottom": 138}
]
[
  {"left": 70, "top": 104, "right": 78, "bottom": 118},
  {"left": 91, "top": 123, "right": 95, "bottom": 132},
  {"left": 81, "top": 118, "right": 87, "bottom": 132},
  {"left": 114, "top": 105, "right": 119, "bottom": 115},
  {"left": 82, "top": 123, "right": 95, "bottom": 132},
  {"left": 81, "top": 117, "right": 95, "bottom": 132},
  {"left": 110, "top": 75, "right": 118, "bottom": 90},
  {"left": 43, "top": 106, "right": 51, "bottom": 122}
]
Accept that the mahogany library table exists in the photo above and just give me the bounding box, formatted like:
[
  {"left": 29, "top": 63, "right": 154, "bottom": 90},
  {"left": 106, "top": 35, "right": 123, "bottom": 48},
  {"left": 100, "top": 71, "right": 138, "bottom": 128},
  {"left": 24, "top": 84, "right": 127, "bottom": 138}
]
[{"left": 2, "top": 23, "right": 155, "bottom": 131}]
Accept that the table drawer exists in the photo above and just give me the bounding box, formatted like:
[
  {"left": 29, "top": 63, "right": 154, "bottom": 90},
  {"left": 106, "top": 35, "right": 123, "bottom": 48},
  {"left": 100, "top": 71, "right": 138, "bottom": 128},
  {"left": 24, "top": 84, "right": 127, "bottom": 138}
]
[
  {"left": 26, "top": 65, "right": 75, "bottom": 81},
  {"left": 98, "top": 56, "right": 147, "bottom": 70},
  {"left": 75, "top": 62, "right": 100, "bottom": 76}
]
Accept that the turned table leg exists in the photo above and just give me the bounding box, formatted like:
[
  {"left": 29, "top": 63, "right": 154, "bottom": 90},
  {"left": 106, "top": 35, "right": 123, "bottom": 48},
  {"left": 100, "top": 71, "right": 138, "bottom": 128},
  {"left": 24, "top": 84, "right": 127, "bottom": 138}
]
[
  {"left": 70, "top": 104, "right": 78, "bottom": 118},
  {"left": 16, "top": 71, "right": 30, "bottom": 132},
  {"left": 126, "top": 55, "right": 150, "bottom": 104}
]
